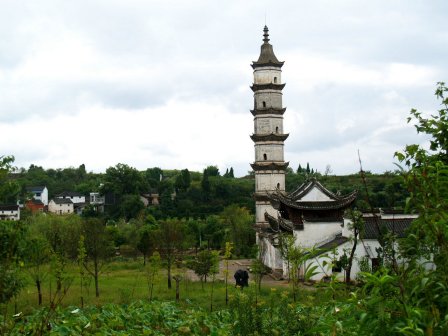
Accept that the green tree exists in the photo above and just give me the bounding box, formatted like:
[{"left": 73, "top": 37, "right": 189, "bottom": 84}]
[
  {"left": 0, "top": 155, "right": 20, "bottom": 204},
  {"left": 187, "top": 249, "right": 215, "bottom": 288},
  {"left": 137, "top": 227, "right": 154, "bottom": 265},
  {"left": 81, "top": 218, "right": 114, "bottom": 297},
  {"left": 119, "top": 194, "right": 145, "bottom": 221},
  {"left": 146, "top": 251, "right": 161, "bottom": 301},
  {"left": 155, "top": 219, "right": 186, "bottom": 289},
  {"left": 0, "top": 221, "right": 25, "bottom": 305},
  {"left": 344, "top": 209, "right": 364, "bottom": 283},
  {"left": 102, "top": 163, "right": 144, "bottom": 195},
  {"left": 354, "top": 82, "right": 448, "bottom": 334},
  {"left": 204, "top": 165, "right": 220, "bottom": 177},
  {"left": 175, "top": 169, "right": 191, "bottom": 192},
  {"left": 221, "top": 205, "right": 255, "bottom": 257},
  {"left": 201, "top": 169, "right": 211, "bottom": 194},
  {"left": 24, "top": 236, "right": 51, "bottom": 305}
]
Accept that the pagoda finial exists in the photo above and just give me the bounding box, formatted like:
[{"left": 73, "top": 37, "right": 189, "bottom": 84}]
[{"left": 263, "top": 25, "right": 270, "bottom": 44}]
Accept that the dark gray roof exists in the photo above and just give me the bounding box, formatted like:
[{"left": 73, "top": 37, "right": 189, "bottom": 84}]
[
  {"left": 26, "top": 186, "right": 46, "bottom": 192},
  {"left": 269, "top": 178, "right": 357, "bottom": 211},
  {"left": 362, "top": 216, "right": 414, "bottom": 239},
  {"left": 27, "top": 199, "right": 44, "bottom": 205},
  {"left": 56, "top": 191, "right": 84, "bottom": 197},
  {"left": 250, "top": 133, "right": 289, "bottom": 142},
  {"left": 0, "top": 204, "right": 19, "bottom": 211},
  {"left": 250, "top": 107, "right": 286, "bottom": 116},
  {"left": 318, "top": 233, "right": 349, "bottom": 251},
  {"left": 52, "top": 198, "right": 73, "bottom": 205},
  {"left": 251, "top": 161, "right": 289, "bottom": 172}
]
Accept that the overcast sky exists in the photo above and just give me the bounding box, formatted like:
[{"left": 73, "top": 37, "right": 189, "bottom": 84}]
[{"left": 1, "top": 0, "right": 447, "bottom": 177}]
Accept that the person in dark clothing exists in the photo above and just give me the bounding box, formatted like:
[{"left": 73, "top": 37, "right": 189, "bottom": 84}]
[{"left": 234, "top": 269, "right": 249, "bottom": 288}]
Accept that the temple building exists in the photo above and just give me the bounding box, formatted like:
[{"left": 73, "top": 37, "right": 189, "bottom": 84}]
[
  {"left": 261, "top": 179, "right": 357, "bottom": 274},
  {"left": 250, "top": 27, "right": 417, "bottom": 281}
]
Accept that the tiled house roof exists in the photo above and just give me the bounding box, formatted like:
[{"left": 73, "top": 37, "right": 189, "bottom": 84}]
[{"left": 362, "top": 216, "right": 415, "bottom": 239}]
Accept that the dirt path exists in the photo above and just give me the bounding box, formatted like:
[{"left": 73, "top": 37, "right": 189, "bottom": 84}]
[{"left": 184, "top": 258, "right": 290, "bottom": 287}]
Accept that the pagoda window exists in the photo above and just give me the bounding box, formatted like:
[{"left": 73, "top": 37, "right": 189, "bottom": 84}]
[
  {"left": 275, "top": 126, "right": 279, "bottom": 133},
  {"left": 274, "top": 77, "right": 277, "bottom": 83},
  {"left": 277, "top": 183, "right": 280, "bottom": 189},
  {"left": 263, "top": 153, "right": 267, "bottom": 160},
  {"left": 262, "top": 101, "right": 266, "bottom": 108}
]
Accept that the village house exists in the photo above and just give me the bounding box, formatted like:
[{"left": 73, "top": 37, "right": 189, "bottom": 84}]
[
  {"left": 48, "top": 198, "right": 74, "bottom": 215},
  {"left": 55, "top": 191, "right": 87, "bottom": 214},
  {"left": 25, "top": 199, "right": 45, "bottom": 213},
  {"left": 26, "top": 186, "right": 48, "bottom": 206},
  {"left": 0, "top": 204, "right": 20, "bottom": 221}
]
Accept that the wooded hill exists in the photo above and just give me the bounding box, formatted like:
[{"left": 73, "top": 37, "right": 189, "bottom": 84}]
[{"left": 10, "top": 163, "right": 408, "bottom": 221}]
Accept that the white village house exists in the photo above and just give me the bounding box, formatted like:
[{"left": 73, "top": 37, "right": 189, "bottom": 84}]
[
  {"left": 26, "top": 186, "right": 48, "bottom": 206},
  {"left": 249, "top": 27, "right": 416, "bottom": 281},
  {"left": 48, "top": 198, "right": 74, "bottom": 215},
  {"left": 0, "top": 204, "right": 20, "bottom": 221},
  {"left": 55, "top": 191, "right": 86, "bottom": 214}
]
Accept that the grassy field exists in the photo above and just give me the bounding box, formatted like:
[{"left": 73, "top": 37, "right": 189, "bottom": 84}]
[{"left": 14, "top": 258, "right": 336, "bottom": 315}]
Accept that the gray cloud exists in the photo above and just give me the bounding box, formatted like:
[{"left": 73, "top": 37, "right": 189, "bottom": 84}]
[{"left": 0, "top": 0, "right": 447, "bottom": 175}]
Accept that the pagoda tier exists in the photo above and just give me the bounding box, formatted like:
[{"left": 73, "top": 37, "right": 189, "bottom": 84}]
[
  {"left": 250, "top": 107, "right": 286, "bottom": 116},
  {"left": 250, "top": 161, "right": 289, "bottom": 171},
  {"left": 250, "top": 83, "right": 286, "bottom": 92},
  {"left": 250, "top": 133, "right": 289, "bottom": 142}
]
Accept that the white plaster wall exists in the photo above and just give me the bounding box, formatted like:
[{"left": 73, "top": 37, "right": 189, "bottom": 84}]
[
  {"left": 254, "top": 91, "right": 282, "bottom": 109},
  {"left": 48, "top": 201, "right": 74, "bottom": 214},
  {"left": 255, "top": 144, "right": 284, "bottom": 161},
  {"left": 254, "top": 69, "right": 282, "bottom": 84},
  {"left": 71, "top": 196, "right": 85, "bottom": 204},
  {"left": 255, "top": 173, "right": 285, "bottom": 192},
  {"left": 255, "top": 201, "right": 277, "bottom": 223},
  {"left": 254, "top": 115, "right": 283, "bottom": 134},
  {"left": 308, "top": 239, "right": 382, "bottom": 281},
  {"left": 299, "top": 186, "right": 332, "bottom": 201},
  {"left": 0, "top": 209, "right": 20, "bottom": 221},
  {"left": 294, "top": 222, "right": 343, "bottom": 248},
  {"left": 34, "top": 188, "right": 49, "bottom": 206},
  {"left": 260, "top": 236, "right": 283, "bottom": 270},
  {"left": 42, "top": 188, "right": 48, "bottom": 206}
]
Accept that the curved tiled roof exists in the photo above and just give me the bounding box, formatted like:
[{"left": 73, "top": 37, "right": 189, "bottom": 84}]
[
  {"left": 56, "top": 191, "right": 84, "bottom": 197},
  {"left": 269, "top": 178, "right": 357, "bottom": 211},
  {"left": 250, "top": 83, "right": 286, "bottom": 92},
  {"left": 250, "top": 133, "right": 289, "bottom": 142},
  {"left": 251, "top": 161, "right": 289, "bottom": 171},
  {"left": 250, "top": 107, "right": 286, "bottom": 116},
  {"left": 362, "top": 216, "right": 414, "bottom": 239},
  {"left": 264, "top": 212, "right": 294, "bottom": 233},
  {"left": 289, "top": 178, "right": 342, "bottom": 201}
]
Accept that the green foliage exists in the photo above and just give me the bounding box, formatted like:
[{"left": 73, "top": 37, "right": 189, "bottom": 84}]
[
  {"left": 155, "top": 218, "right": 188, "bottom": 289},
  {"left": 5, "top": 300, "right": 234, "bottom": 335},
  {"left": 136, "top": 226, "right": 155, "bottom": 265},
  {"left": 220, "top": 205, "right": 255, "bottom": 257},
  {"left": 175, "top": 169, "right": 191, "bottom": 192},
  {"left": 81, "top": 218, "right": 115, "bottom": 297},
  {"left": 187, "top": 250, "right": 218, "bottom": 286},
  {"left": 0, "top": 155, "right": 20, "bottom": 203},
  {"left": 0, "top": 221, "right": 25, "bottom": 304},
  {"left": 204, "top": 165, "right": 220, "bottom": 177}
]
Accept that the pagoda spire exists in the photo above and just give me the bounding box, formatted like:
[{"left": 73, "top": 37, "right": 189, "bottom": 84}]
[
  {"left": 263, "top": 25, "right": 270, "bottom": 43},
  {"left": 252, "top": 26, "right": 284, "bottom": 68}
]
